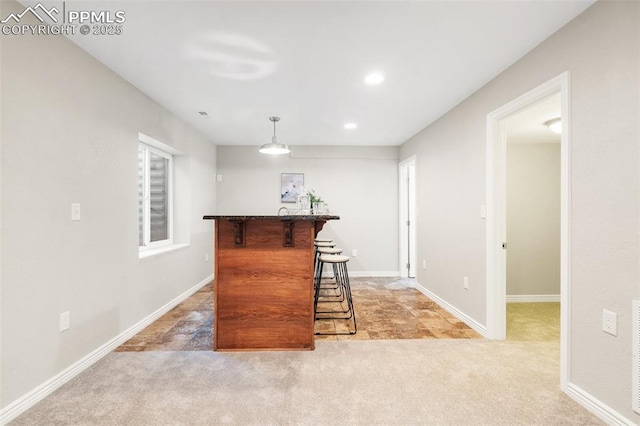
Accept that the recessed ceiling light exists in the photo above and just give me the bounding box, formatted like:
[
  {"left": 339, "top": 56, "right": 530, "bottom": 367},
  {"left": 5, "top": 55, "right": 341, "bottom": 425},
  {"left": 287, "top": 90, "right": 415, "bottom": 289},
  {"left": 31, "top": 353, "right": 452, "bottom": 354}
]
[
  {"left": 198, "top": 111, "right": 210, "bottom": 119},
  {"left": 544, "top": 117, "right": 561, "bottom": 134},
  {"left": 364, "top": 72, "right": 384, "bottom": 85},
  {"left": 344, "top": 123, "right": 358, "bottom": 130}
]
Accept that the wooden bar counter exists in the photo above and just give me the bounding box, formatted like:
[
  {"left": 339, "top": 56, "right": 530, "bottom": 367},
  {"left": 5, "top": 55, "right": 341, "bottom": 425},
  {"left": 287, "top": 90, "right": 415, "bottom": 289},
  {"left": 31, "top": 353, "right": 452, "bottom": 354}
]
[{"left": 203, "top": 215, "right": 339, "bottom": 351}]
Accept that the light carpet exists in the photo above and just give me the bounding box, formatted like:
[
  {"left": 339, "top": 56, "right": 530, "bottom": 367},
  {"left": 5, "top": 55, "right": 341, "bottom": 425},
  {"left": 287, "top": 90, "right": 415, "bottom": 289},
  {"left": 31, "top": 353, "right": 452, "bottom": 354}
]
[
  {"left": 507, "top": 303, "right": 560, "bottom": 341},
  {"left": 12, "top": 339, "right": 601, "bottom": 425}
]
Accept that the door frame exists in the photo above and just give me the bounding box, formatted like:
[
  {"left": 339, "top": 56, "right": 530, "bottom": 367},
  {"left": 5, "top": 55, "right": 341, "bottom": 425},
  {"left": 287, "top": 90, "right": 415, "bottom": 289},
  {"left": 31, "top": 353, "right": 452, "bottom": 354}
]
[
  {"left": 485, "top": 71, "right": 571, "bottom": 390},
  {"left": 399, "top": 155, "right": 417, "bottom": 278}
]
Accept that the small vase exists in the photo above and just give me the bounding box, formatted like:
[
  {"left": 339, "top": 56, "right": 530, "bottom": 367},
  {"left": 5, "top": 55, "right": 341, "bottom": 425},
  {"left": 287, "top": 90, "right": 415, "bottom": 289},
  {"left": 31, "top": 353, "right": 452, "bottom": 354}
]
[{"left": 312, "top": 202, "right": 324, "bottom": 215}]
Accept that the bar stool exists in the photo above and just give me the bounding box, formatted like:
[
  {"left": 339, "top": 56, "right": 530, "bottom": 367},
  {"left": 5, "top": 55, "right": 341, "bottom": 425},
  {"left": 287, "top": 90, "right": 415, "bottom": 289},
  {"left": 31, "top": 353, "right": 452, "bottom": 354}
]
[
  {"left": 313, "top": 241, "right": 335, "bottom": 284},
  {"left": 313, "top": 240, "right": 334, "bottom": 256},
  {"left": 315, "top": 246, "right": 344, "bottom": 302},
  {"left": 314, "top": 254, "right": 356, "bottom": 335}
]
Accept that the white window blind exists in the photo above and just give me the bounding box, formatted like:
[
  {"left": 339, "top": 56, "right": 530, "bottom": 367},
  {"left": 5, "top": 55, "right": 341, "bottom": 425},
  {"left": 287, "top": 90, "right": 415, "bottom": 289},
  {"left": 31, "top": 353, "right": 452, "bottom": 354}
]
[{"left": 138, "top": 143, "right": 173, "bottom": 249}]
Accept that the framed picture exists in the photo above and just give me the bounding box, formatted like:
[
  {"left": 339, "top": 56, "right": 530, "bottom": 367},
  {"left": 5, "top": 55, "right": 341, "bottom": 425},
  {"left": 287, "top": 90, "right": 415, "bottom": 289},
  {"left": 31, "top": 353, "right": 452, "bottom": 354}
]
[{"left": 281, "top": 173, "right": 304, "bottom": 203}]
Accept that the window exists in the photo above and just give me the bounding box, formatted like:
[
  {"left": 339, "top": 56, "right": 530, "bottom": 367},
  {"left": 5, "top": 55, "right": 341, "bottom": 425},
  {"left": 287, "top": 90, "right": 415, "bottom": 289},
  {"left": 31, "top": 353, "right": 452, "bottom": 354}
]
[{"left": 138, "top": 143, "right": 173, "bottom": 250}]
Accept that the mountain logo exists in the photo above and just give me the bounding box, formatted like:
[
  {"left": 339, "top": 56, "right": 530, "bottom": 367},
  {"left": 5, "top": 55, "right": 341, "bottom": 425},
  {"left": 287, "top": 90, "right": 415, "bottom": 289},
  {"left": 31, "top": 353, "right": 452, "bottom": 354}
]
[{"left": 1, "top": 3, "right": 59, "bottom": 24}]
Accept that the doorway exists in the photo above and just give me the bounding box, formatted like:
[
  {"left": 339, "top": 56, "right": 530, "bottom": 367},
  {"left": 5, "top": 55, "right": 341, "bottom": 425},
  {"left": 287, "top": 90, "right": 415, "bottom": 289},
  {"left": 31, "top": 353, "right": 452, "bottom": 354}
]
[
  {"left": 486, "top": 72, "right": 570, "bottom": 390},
  {"left": 399, "top": 156, "right": 416, "bottom": 278},
  {"left": 504, "top": 92, "right": 561, "bottom": 342}
]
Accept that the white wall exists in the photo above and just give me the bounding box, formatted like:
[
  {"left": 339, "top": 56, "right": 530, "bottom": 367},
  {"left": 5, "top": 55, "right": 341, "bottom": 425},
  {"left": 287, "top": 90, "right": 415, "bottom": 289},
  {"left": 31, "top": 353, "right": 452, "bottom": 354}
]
[
  {"left": 506, "top": 143, "right": 560, "bottom": 296},
  {"left": 216, "top": 145, "right": 399, "bottom": 275},
  {"left": 0, "top": 0, "right": 217, "bottom": 410},
  {"left": 400, "top": 0, "right": 638, "bottom": 421}
]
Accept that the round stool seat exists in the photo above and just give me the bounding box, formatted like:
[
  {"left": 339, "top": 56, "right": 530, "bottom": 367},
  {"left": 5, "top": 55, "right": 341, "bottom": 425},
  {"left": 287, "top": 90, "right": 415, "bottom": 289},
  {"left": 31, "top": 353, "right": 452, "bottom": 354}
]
[
  {"left": 314, "top": 241, "right": 335, "bottom": 247},
  {"left": 317, "top": 247, "right": 343, "bottom": 255},
  {"left": 318, "top": 254, "right": 350, "bottom": 263},
  {"left": 314, "top": 238, "right": 333, "bottom": 243}
]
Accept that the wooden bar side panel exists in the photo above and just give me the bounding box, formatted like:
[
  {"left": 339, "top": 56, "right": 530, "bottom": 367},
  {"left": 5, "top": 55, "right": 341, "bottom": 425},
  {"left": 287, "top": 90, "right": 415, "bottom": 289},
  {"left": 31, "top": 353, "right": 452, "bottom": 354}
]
[{"left": 214, "top": 220, "right": 315, "bottom": 351}]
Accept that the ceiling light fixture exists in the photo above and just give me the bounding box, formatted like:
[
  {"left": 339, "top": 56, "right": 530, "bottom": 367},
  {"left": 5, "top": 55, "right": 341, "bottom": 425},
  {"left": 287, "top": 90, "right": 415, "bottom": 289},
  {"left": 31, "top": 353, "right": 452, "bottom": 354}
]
[
  {"left": 544, "top": 117, "right": 561, "bottom": 135},
  {"left": 364, "top": 72, "right": 384, "bottom": 85},
  {"left": 344, "top": 122, "right": 358, "bottom": 129},
  {"left": 259, "top": 116, "right": 291, "bottom": 155}
]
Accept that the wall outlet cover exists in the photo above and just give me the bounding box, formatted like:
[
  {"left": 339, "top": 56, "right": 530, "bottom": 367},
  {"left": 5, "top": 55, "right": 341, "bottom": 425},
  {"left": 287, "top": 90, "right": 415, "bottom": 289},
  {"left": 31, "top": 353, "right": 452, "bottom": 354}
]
[
  {"left": 60, "top": 311, "right": 70, "bottom": 332},
  {"left": 602, "top": 309, "right": 617, "bottom": 336},
  {"left": 71, "top": 203, "right": 81, "bottom": 221}
]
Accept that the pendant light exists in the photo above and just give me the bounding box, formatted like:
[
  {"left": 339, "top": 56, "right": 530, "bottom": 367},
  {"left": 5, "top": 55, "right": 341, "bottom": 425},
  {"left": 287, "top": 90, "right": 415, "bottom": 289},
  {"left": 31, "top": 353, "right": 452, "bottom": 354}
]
[{"left": 259, "top": 116, "right": 291, "bottom": 155}]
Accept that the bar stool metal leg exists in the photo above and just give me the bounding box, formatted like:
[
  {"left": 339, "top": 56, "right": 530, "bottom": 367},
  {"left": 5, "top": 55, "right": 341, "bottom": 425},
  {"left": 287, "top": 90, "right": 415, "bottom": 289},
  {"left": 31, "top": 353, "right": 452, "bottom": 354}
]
[
  {"left": 314, "top": 254, "right": 356, "bottom": 335},
  {"left": 315, "top": 246, "right": 344, "bottom": 302}
]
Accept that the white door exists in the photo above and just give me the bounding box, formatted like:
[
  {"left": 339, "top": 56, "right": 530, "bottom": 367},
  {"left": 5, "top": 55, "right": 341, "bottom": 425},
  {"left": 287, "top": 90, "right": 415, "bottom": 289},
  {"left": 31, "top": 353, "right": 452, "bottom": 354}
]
[
  {"left": 408, "top": 163, "right": 416, "bottom": 278},
  {"left": 399, "top": 157, "right": 416, "bottom": 278}
]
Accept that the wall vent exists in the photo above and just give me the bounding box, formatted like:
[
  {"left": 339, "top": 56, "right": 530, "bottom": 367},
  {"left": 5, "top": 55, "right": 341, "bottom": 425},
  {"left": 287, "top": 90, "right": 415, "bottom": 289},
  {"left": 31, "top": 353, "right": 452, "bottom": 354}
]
[{"left": 633, "top": 300, "right": 640, "bottom": 414}]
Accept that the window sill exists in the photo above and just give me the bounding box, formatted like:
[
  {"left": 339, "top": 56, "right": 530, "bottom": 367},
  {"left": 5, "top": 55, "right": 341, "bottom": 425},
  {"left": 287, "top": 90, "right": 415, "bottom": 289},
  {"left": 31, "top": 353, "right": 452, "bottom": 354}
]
[{"left": 139, "top": 243, "right": 190, "bottom": 259}]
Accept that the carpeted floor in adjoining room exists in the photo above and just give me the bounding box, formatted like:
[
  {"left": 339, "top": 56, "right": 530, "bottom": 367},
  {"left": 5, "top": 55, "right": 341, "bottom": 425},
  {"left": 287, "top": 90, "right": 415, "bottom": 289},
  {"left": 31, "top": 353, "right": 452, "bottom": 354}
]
[
  {"left": 507, "top": 302, "right": 560, "bottom": 341},
  {"left": 12, "top": 339, "right": 601, "bottom": 425}
]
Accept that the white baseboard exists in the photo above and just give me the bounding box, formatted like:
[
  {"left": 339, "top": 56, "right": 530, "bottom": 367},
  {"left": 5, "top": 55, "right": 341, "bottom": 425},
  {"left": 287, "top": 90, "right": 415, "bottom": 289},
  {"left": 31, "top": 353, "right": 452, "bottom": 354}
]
[
  {"left": 506, "top": 294, "right": 560, "bottom": 303},
  {"left": 0, "top": 275, "right": 213, "bottom": 426},
  {"left": 413, "top": 281, "right": 487, "bottom": 338},
  {"left": 349, "top": 271, "right": 400, "bottom": 278},
  {"left": 565, "top": 382, "right": 636, "bottom": 425},
  {"left": 320, "top": 270, "right": 400, "bottom": 278}
]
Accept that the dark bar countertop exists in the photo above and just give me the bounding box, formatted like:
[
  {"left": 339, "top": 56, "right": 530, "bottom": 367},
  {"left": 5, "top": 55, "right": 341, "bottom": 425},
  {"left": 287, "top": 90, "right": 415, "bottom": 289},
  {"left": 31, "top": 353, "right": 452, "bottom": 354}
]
[{"left": 203, "top": 215, "right": 340, "bottom": 221}]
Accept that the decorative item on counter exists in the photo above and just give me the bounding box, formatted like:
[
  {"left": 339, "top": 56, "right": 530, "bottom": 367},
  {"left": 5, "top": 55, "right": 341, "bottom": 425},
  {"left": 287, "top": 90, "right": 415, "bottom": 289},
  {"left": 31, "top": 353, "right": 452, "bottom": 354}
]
[
  {"left": 278, "top": 206, "right": 290, "bottom": 216},
  {"left": 296, "top": 186, "right": 311, "bottom": 214},
  {"left": 308, "top": 189, "right": 327, "bottom": 214}
]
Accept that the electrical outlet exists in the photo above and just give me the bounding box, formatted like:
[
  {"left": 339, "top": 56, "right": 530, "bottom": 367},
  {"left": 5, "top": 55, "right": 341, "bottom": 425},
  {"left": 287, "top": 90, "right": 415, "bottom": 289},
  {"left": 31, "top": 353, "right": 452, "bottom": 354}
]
[
  {"left": 463, "top": 276, "right": 469, "bottom": 290},
  {"left": 602, "top": 309, "right": 617, "bottom": 336},
  {"left": 422, "top": 259, "right": 427, "bottom": 269},
  {"left": 205, "top": 253, "right": 209, "bottom": 262},
  {"left": 60, "top": 311, "right": 70, "bottom": 332},
  {"left": 216, "top": 174, "right": 223, "bottom": 182},
  {"left": 351, "top": 249, "right": 358, "bottom": 257}
]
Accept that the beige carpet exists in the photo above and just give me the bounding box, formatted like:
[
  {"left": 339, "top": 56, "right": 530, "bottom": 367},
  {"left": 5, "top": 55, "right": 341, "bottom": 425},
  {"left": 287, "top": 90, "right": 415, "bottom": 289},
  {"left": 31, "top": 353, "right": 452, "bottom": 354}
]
[
  {"left": 12, "top": 339, "right": 601, "bottom": 425},
  {"left": 507, "top": 302, "right": 560, "bottom": 341}
]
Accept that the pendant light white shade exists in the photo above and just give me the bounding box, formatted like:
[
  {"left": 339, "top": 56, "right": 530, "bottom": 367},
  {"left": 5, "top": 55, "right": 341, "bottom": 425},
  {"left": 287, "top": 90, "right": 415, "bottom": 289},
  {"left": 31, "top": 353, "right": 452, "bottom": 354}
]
[{"left": 259, "top": 117, "right": 291, "bottom": 155}]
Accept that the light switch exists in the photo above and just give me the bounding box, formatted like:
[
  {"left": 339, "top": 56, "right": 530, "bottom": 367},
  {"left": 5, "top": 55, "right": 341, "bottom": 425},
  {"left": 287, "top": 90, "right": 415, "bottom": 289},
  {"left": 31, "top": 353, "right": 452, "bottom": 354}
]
[
  {"left": 216, "top": 175, "right": 223, "bottom": 182},
  {"left": 480, "top": 205, "right": 487, "bottom": 219},
  {"left": 71, "top": 203, "right": 81, "bottom": 221}
]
